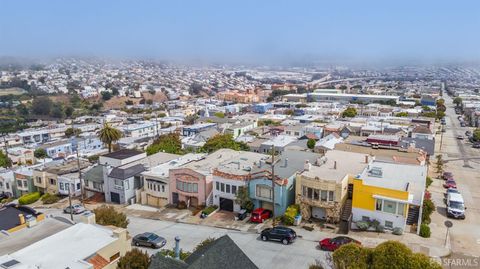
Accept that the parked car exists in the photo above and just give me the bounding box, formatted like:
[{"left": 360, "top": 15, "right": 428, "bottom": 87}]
[
  {"left": 443, "top": 180, "right": 457, "bottom": 189},
  {"left": 446, "top": 193, "right": 466, "bottom": 219},
  {"left": 132, "top": 232, "right": 166, "bottom": 248},
  {"left": 473, "top": 143, "right": 480, "bottom": 149},
  {"left": 444, "top": 188, "right": 460, "bottom": 197},
  {"left": 457, "top": 135, "right": 464, "bottom": 140},
  {"left": 319, "top": 236, "right": 361, "bottom": 251},
  {"left": 63, "top": 204, "right": 86, "bottom": 214},
  {"left": 442, "top": 172, "right": 453, "bottom": 180},
  {"left": 260, "top": 226, "right": 297, "bottom": 245},
  {"left": 250, "top": 208, "right": 272, "bottom": 223},
  {"left": 465, "top": 131, "right": 472, "bottom": 137},
  {"left": 237, "top": 209, "right": 248, "bottom": 221},
  {"left": 460, "top": 122, "right": 466, "bottom": 127}
]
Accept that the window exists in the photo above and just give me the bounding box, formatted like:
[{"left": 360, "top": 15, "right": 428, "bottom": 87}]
[
  {"left": 76, "top": 183, "right": 81, "bottom": 190},
  {"left": 124, "top": 181, "right": 130, "bottom": 190},
  {"left": 176, "top": 181, "right": 198, "bottom": 193},
  {"left": 36, "top": 177, "right": 42, "bottom": 184},
  {"left": 216, "top": 182, "right": 220, "bottom": 190},
  {"left": 49, "top": 178, "right": 56, "bottom": 185},
  {"left": 6, "top": 182, "right": 9, "bottom": 189},
  {"left": 256, "top": 185, "right": 272, "bottom": 199},
  {"left": 109, "top": 252, "right": 120, "bottom": 262},
  {"left": 220, "top": 183, "right": 225, "bottom": 192},
  {"left": 376, "top": 199, "right": 382, "bottom": 211},
  {"left": 313, "top": 189, "right": 319, "bottom": 200},
  {"left": 397, "top": 203, "right": 405, "bottom": 216},
  {"left": 321, "top": 190, "right": 327, "bottom": 201},
  {"left": 93, "top": 182, "right": 101, "bottom": 189},
  {"left": 59, "top": 182, "right": 64, "bottom": 190},
  {"left": 328, "top": 191, "right": 335, "bottom": 202},
  {"left": 226, "top": 184, "right": 231, "bottom": 193},
  {"left": 383, "top": 200, "right": 397, "bottom": 214},
  {"left": 385, "top": 221, "right": 393, "bottom": 229},
  {"left": 23, "top": 181, "right": 27, "bottom": 187},
  {"left": 302, "top": 186, "right": 308, "bottom": 196},
  {"left": 161, "top": 185, "right": 165, "bottom": 192},
  {"left": 232, "top": 185, "right": 237, "bottom": 195},
  {"left": 307, "top": 187, "right": 313, "bottom": 199},
  {"left": 362, "top": 216, "right": 370, "bottom": 222}
]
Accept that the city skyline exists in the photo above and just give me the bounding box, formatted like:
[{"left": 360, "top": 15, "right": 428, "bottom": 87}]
[{"left": 1, "top": 0, "right": 480, "bottom": 64}]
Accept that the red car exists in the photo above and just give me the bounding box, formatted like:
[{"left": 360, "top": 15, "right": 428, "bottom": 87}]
[
  {"left": 250, "top": 208, "right": 272, "bottom": 223},
  {"left": 319, "top": 236, "right": 361, "bottom": 251},
  {"left": 442, "top": 172, "right": 453, "bottom": 180},
  {"left": 443, "top": 180, "right": 457, "bottom": 189}
]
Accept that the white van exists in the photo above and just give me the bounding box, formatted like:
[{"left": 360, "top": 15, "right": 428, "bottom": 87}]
[{"left": 446, "top": 192, "right": 466, "bottom": 219}]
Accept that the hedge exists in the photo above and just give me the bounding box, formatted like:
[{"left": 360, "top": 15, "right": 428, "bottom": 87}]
[
  {"left": 18, "top": 192, "right": 41, "bottom": 205},
  {"left": 41, "top": 193, "right": 61, "bottom": 204},
  {"left": 202, "top": 205, "right": 218, "bottom": 216}
]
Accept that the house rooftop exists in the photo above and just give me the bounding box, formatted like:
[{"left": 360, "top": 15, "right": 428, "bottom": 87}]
[
  {"left": 142, "top": 153, "right": 206, "bottom": 179},
  {"left": 101, "top": 149, "right": 144, "bottom": 160},
  {"left": 301, "top": 150, "right": 368, "bottom": 183},
  {"left": 0, "top": 223, "right": 117, "bottom": 269},
  {"left": 0, "top": 205, "right": 42, "bottom": 232}
]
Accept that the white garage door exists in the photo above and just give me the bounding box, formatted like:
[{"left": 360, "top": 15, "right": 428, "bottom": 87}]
[{"left": 312, "top": 206, "right": 326, "bottom": 219}]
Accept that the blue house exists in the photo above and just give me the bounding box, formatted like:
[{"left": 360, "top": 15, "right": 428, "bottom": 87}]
[
  {"left": 182, "top": 123, "right": 217, "bottom": 137},
  {"left": 248, "top": 150, "right": 321, "bottom": 216},
  {"left": 252, "top": 103, "right": 273, "bottom": 114}
]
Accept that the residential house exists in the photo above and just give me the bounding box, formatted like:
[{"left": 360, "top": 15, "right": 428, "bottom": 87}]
[
  {"left": 13, "top": 167, "right": 38, "bottom": 197},
  {"left": 16, "top": 130, "right": 50, "bottom": 144},
  {"left": 284, "top": 124, "right": 306, "bottom": 138},
  {"left": 169, "top": 149, "right": 238, "bottom": 207},
  {"left": 0, "top": 169, "right": 14, "bottom": 198},
  {"left": 225, "top": 121, "right": 257, "bottom": 138},
  {"left": 6, "top": 147, "right": 35, "bottom": 166},
  {"left": 410, "top": 125, "right": 434, "bottom": 140},
  {"left": 259, "top": 135, "right": 298, "bottom": 155},
  {"left": 140, "top": 153, "right": 205, "bottom": 208},
  {"left": 314, "top": 133, "right": 343, "bottom": 154},
  {"left": 212, "top": 151, "right": 268, "bottom": 212},
  {"left": 83, "top": 165, "right": 105, "bottom": 199},
  {"left": 0, "top": 220, "right": 131, "bottom": 269},
  {"left": 182, "top": 123, "right": 217, "bottom": 137},
  {"left": 182, "top": 129, "right": 219, "bottom": 151},
  {"left": 38, "top": 140, "right": 73, "bottom": 158},
  {"left": 295, "top": 150, "right": 368, "bottom": 223},
  {"left": 351, "top": 160, "right": 427, "bottom": 233},
  {"left": 249, "top": 150, "right": 321, "bottom": 216}
]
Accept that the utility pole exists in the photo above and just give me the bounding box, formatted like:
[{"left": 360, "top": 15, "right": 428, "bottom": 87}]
[
  {"left": 71, "top": 121, "right": 84, "bottom": 205},
  {"left": 68, "top": 183, "right": 73, "bottom": 221},
  {"left": 271, "top": 145, "right": 276, "bottom": 219}
]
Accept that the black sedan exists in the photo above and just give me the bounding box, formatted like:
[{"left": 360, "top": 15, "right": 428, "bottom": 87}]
[
  {"left": 132, "top": 232, "right": 166, "bottom": 249},
  {"left": 261, "top": 226, "right": 297, "bottom": 245}
]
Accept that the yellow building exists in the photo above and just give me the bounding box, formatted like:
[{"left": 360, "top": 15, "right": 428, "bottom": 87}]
[
  {"left": 295, "top": 150, "right": 368, "bottom": 223},
  {"left": 351, "top": 160, "right": 426, "bottom": 233}
]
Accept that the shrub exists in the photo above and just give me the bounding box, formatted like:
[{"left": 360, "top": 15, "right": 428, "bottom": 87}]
[
  {"left": 333, "top": 243, "right": 371, "bottom": 269},
  {"left": 41, "top": 193, "right": 60, "bottom": 204},
  {"left": 177, "top": 201, "right": 187, "bottom": 209},
  {"left": 419, "top": 224, "right": 431, "bottom": 238},
  {"left": 375, "top": 224, "right": 385, "bottom": 233},
  {"left": 93, "top": 205, "right": 129, "bottom": 228},
  {"left": 1, "top": 197, "right": 14, "bottom": 204},
  {"left": 371, "top": 241, "right": 412, "bottom": 269},
  {"left": 422, "top": 198, "right": 435, "bottom": 224},
  {"left": 18, "top": 192, "right": 41, "bottom": 205},
  {"left": 369, "top": 219, "right": 380, "bottom": 229},
  {"left": 193, "top": 237, "right": 216, "bottom": 252},
  {"left": 201, "top": 205, "right": 218, "bottom": 216},
  {"left": 355, "top": 221, "right": 369, "bottom": 231},
  {"left": 392, "top": 227, "right": 403, "bottom": 235},
  {"left": 282, "top": 214, "right": 295, "bottom": 226},
  {"left": 117, "top": 249, "right": 150, "bottom": 269},
  {"left": 159, "top": 248, "right": 192, "bottom": 261},
  {"left": 426, "top": 176, "right": 433, "bottom": 188}
]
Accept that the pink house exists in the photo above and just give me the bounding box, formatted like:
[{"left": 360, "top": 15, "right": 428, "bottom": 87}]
[{"left": 169, "top": 168, "right": 212, "bottom": 207}]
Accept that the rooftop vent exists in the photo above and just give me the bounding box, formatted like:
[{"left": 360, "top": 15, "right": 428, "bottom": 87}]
[{"left": 368, "top": 167, "right": 383, "bottom": 178}]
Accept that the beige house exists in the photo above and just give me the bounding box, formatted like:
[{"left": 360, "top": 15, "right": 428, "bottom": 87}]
[
  {"left": 295, "top": 150, "right": 368, "bottom": 223},
  {"left": 33, "top": 159, "right": 90, "bottom": 195}
]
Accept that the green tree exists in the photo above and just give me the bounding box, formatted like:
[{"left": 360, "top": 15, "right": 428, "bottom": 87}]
[
  {"left": 64, "top": 106, "right": 74, "bottom": 117},
  {"left": 395, "top": 112, "right": 409, "bottom": 117},
  {"left": 93, "top": 205, "right": 129, "bottom": 228},
  {"left": 98, "top": 122, "right": 122, "bottom": 153},
  {"left": 32, "top": 96, "right": 53, "bottom": 115},
  {"left": 201, "top": 134, "right": 249, "bottom": 153},
  {"left": 307, "top": 138, "right": 316, "bottom": 149},
  {"left": 472, "top": 128, "right": 480, "bottom": 142},
  {"left": 34, "top": 148, "right": 48, "bottom": 159},
  {"left": 0, "top": 150, "right": 12, "bottom": 168},
  {"left": 69, "top": 94, "right": 82, "bottom": 108},
  {"left": 371, "top": 241, "right": 412, "bottom": 269},
  {"left": 436, "top": 98, "right": 445, "bottom": 107},
  {"left": 341, "top": 107, "right": 357, "bottom": 118},
  {"left": 101, "top": 91, "right": 112, "bottom": 101},
  {"left": 117, "top": 249, "right": 150, "bottom": 269},
  {"left": 453, "top": 97, "right": 463, "bottom": 107},
  {"left": 235, "top": 186, "right": 254, "bottom": 212},
  {"left": 146, "top": 133, "right": 182, "bottom": 155},
  {"left": 50, "top": 103, "right": 65, "bottom": 119},
  {"left": 436, "top": 111, "right": 445, "bottom": 120},
  {"left": 16, "top": 104, "right": 29, "bottom": 116},
  {"left": 65, "top": 127, "right": 82, "bottom": 138},
  {"left": 332, "top": 243, "right": 371, "bottom": 269},
  {"left": 214, "top": 112, "right": 225, "bottom": 118}
]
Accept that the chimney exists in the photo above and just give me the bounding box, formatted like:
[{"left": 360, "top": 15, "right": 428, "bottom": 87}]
[
  {"left": 80, "top": 211, "right": 96, "bottom": 224},
  {"left": 365, "top": 155, "right": 369, "bottom": 164},
  {"left": 174, "top": 236, "right": 181, "bottom": 260},
  {"left": 18, "top": 214, "right": 25, "bottom": 225},
  {"left": 284, "top": 157, "right": 288, "bottom": 167},
  {"left": 304, "top": 160, "right": 311, "bottom": 171},
  {"left": 334, "top": 161, "right": 337, "bottom": 170},
  {"left": 113, "top": 227, "right": 127, "bottom": 241}
]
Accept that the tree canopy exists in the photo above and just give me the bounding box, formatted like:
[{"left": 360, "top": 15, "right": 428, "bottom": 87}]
[
  {"left": 201, "top": 134, "right": 249, "bottom": 153},
  {"left": 473, "top": 129, "right": 480, "bottom": 142},
  {"left": 65, "top": 127, "right": 82, "bottom": 138},
  {"left": 34, "top": 148, "right": 48, "bottom": 159},
  {"left": 98, "top": 122, "right": 122, "bottom": 153},
  {"left": 342, "top": 107, "right": 357, "bottom": 118},
  {"left": 0, "top": 151, "right": 12, "bottom": 168},
  {"left": 307, "top": 138, "right": 316, "bottom": 149},
  {"left": 146, "top": 133, "right": 183, "bottom": 155},
  {"left": 93, "top": 205, "right": 129, "bottom": 228},
  {"left": 117, "top": 249, "right": 150, "bottom": 269}
]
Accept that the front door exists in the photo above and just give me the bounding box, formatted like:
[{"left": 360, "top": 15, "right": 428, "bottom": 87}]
[
  {"left": 172, "top": 192, "right": 179, "bottom": 204},
  {"left": 110, "top": 192, "right": 120, "bottom": 204}
]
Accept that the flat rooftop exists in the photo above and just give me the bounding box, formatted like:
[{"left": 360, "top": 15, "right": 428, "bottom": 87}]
[
  {"left": 101, "top": 149, "right": 144, "bottom": 160},
  {"left": 301, "top": 150, "right": 368, "bottom": 183}
]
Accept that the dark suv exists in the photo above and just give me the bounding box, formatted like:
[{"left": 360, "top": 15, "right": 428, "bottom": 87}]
[{"left": 260, "top": 226, "right": 297, "bottom": 245}]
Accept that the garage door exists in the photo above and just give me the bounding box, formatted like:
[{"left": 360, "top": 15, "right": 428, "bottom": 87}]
[
  {"left": 147, "top": 195, "right": 167, "bottom": 208},
  {"left": 312, "top": 206, "right": 326, "bottom": 219},
  {"left": 219, "top": 198, "right": 234, "bottom": 211},
  {"left": 261, "top": 201, "right": 274, "bottom": 211},
  {"left": 110, "top": 192, "right": 121, "bottom": 204}
]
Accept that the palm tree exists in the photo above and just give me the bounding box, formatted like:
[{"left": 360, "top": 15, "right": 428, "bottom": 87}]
[{"left": 98, "top": 122, "right": 122, "bottom": 153}]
